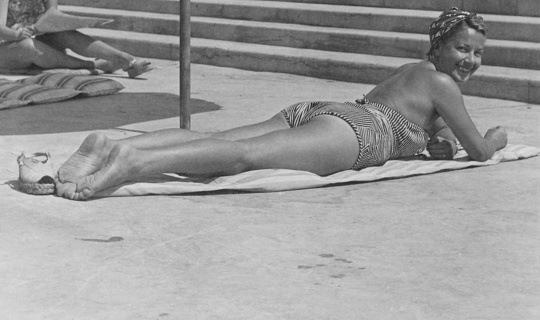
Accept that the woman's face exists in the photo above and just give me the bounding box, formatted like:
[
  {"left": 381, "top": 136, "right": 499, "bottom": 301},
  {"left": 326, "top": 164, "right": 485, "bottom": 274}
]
[{"left": 432, "top": 26, "right": 486, "bottom": 83}]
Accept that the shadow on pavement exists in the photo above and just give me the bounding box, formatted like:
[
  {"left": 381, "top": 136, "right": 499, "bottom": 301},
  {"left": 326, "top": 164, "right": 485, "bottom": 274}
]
[{"left": 0, "top": 92, "right": 221, "bottom": 135}]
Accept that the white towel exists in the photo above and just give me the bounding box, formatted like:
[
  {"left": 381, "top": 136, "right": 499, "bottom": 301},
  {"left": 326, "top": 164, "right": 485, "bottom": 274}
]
[{"left": 93, "top": 144, "right": 540, "bottom": 198}]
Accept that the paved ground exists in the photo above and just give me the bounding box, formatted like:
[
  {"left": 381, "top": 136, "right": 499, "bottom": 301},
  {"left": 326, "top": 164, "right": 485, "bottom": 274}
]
[{"left": 1, "top": 59, "right": 539, "bottom": 319}]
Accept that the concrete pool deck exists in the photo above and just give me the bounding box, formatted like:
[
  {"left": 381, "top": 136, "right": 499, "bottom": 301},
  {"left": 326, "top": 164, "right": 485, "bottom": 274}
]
[{"left": 1, "top": 60, "right": 539, "bottom": 319}]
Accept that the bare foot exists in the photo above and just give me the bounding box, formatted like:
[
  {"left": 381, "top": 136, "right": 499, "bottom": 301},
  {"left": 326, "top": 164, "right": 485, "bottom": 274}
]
[
  {"left": 56, "top": 132, "right": 115, "bottom": 185},
  {"left": 94, "top": 59, "right": 121, "bottom": 73},
  {"left": 57, "top": 143, "right": 139, "bottom": 200},
  {"left": 123, "top": 59, "right": 153, "bottom": 78}
]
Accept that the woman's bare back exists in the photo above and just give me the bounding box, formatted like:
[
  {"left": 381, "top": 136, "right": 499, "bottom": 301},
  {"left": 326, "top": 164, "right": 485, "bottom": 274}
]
[{"left": 365, "top": 61, "right": 443, "bottom": 136}]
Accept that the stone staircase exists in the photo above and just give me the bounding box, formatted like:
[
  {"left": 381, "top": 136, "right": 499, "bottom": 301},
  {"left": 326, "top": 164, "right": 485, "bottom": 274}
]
[
  {"left": 58, "top": 0, "right": 180, "bottom": 60},
  {"left": 190, "top": 0, "right": 540, "bottom": 103},
  {"left": 59, "top": 0, "right": 540, "bottom": 103}
]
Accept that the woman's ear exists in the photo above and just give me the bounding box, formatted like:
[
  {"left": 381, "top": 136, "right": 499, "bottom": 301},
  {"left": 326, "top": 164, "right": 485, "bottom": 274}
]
[
  {"left": 431, "top": 43, "right": 442, "bottom": 58},
  {"left": 427, "top": 43, "right": 442, "bottom": 64}
]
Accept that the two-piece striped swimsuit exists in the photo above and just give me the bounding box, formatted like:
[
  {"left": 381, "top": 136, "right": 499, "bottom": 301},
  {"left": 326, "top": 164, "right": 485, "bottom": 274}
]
[{"left": 280, "top": 97, "right": 429, "bottom": 170}]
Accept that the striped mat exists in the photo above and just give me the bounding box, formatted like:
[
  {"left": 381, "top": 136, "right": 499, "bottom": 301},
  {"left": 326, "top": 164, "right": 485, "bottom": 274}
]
[{"left": 95, "top": 144, "right": 540, "bottom": 198}]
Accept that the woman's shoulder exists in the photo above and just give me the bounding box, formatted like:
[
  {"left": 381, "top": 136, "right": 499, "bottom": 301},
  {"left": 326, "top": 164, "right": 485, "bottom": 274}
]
[
  {"left": 402, "top": 61, "right": 460, "bottom": 93},
  {"left": 399, "top": 61, "right": 436, "bottom": 77}
]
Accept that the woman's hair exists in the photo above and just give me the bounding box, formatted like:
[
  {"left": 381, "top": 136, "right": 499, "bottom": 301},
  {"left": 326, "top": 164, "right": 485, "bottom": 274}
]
[{"left": 427, "top": 8, "right": 487, "bottom": 58}]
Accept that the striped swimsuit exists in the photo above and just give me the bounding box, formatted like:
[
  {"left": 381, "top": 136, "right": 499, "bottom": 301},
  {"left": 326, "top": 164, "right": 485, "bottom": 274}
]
[{"left": 280, "top": 98, "right": 429, "bottom": 170}]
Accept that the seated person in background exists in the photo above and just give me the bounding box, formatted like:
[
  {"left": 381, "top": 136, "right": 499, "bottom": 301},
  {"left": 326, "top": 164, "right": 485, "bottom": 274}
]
[
  {"left": 55, "top": 8, "right": 507, "bottom": 200},
  {"left": 0, "top": 0, "right": 151, "bottom": 77}
]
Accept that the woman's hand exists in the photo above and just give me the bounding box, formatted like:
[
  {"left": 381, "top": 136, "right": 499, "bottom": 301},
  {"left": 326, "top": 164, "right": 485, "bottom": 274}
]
[
  {"left": 484, "top": 126, "right": 508, "bottom": 151},
  {"left": 427, "top": 136, "right": 458, "bottom": 160},
  {"left": 15, "top": 26, "right": 34, "bottom": 39},
  {"left": 10, "top": 24, "right": 35, "bottom": 40}
]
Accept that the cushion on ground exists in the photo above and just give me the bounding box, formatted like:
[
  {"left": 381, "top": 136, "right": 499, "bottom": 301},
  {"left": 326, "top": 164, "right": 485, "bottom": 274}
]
[
  {"left": 0, "top": 79, "right": 81, "bottom": 104},
  {"left": 18, "top": 73, "right": 124, "bottom": 97},
  {"left": 0, "top": 97, "right": 31, "bottom": 110}
]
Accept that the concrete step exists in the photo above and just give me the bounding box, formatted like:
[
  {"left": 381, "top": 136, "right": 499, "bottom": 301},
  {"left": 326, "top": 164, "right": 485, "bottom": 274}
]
[
  {"left": 254, "top": 0, "right": 540, "bottom": 18},
  {"left": 59, "top": 0, "right": 180, "bottom": 14},
  {"left": 56, "top": 0, "right": 539, "bottom": 103},
  {"left": 81, "top": 28, "right": 179, "bottom": 61},
  {"left": 59, "top": 6, "right": 179, "bottom": 36},
  {"left": 192, "top": 0, "right": 540, "bottom": 43},
  {"left": 193, "top": 16, "right": 540, "bottom": 70},
  {"left": 53, "top": 3, "right": 179, "bottom": 61},
  {"left": 190, "top": 38, "right": 540, "bottom": 103}
]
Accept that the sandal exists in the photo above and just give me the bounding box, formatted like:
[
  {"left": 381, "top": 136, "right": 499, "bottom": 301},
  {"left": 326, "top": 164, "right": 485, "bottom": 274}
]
[
  {"left": 123, "top": 59, "right": 153, "bottom": 78},
  {"left": 17, "top": 152, "right": 56, "bottom": 195}
]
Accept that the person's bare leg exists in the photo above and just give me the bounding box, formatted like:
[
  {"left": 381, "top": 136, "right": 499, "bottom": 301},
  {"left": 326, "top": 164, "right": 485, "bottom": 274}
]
[
  {"left": 56, "top": 132, "right": 115, "bottom": 186},
  {"left": 56, "top": 115, "right": 359, "bottom": 200},
  {"left": 56, "top": 113, "right": 289, "bottom": 186},
  {"left": 0, "top": 38, "right": 94, "bottom": 70},
  {"left": 117, "top": 113, "right": 290, "bottom": 149},
  {"left": 39, "top": 31, "right": 146, "bottom": 72},
  {"left": 32, "top": 40, "right": 95, "bottom": 69},
  {"left": 0, "top": 40, "right": 34, "bottom": 69},
  {"left": 55, "top": 114, "right": 289, "bottom": 196}
]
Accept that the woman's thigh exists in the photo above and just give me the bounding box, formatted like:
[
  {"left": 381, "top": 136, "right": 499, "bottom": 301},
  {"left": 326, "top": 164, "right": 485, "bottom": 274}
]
[
  {"left": 35, "top": 31, "right": 87, "bottom": 52},
  {"left": 210, "top": 112, "right": 290, "bottom": 141},
  {"left": 0, "top": 40, "right": 36, "bottom": 69},
  {"left": 239, "top": 115, "right": 360, "bottom": 175}
]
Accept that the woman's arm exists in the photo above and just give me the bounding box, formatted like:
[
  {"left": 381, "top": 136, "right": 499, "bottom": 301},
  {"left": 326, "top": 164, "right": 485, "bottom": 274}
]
[
  {"left": 0, "top": 24, "right": 31, "bottom": 41},
  {"left": 428, "top": 73, "right": 507, "bottom": 161},
  {"left": 427, "top": 118, "right": 458, "bottom": 159}
]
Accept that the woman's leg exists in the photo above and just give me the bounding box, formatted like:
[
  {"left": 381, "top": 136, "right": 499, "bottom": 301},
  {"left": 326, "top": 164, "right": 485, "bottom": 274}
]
[
  {"left": 56, "top": 115, "right": 359, "bottom": 200},
  {"left": 56, "top": 113, "right": 290, "bottom": 190},
  {"left": 117, "top": 113, "right": 290, "bottom": 149},
  {"left": 56, "top": 113, "right": 290, "bottom": 186},
  {"left": 0, "top": 38, "right": 94, "bottom": 70},
  {"left": 37, "top": 31, "right": 145, "bottom": 72}
]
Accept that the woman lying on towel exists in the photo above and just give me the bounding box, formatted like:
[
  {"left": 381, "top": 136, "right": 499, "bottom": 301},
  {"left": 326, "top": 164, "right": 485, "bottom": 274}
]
[
  {"left": 0, "top": 0, "right": 151, "bottom": 77},
  {"left": 55, "top": 7, "right": 507, "bottom": 200}
]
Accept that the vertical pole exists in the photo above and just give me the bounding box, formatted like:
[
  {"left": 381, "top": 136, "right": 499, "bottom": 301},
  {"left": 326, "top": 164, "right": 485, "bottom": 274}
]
[{"left": 180, "top": 0, "right": 191, "bottom": 129}]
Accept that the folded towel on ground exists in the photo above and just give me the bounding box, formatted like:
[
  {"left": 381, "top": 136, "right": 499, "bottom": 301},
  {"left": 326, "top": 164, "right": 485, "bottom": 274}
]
[{"left": 93, "top": 144, "right": 540, "bottom": 198}]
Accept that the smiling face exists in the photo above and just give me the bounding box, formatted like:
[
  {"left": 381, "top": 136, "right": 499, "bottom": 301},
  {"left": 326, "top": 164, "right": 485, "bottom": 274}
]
[{"left": 430, "top": 26, "right": 486, "bottom": 83}]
